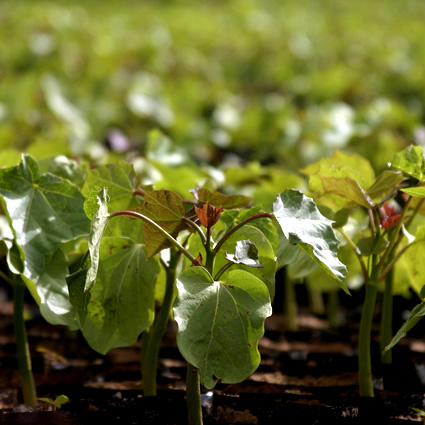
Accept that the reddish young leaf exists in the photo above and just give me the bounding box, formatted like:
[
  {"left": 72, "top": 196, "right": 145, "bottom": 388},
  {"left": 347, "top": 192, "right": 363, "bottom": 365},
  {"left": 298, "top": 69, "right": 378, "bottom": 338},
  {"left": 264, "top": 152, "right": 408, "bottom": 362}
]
[{"left": 195, "top": 202, "right": 224, "bottom": 228}]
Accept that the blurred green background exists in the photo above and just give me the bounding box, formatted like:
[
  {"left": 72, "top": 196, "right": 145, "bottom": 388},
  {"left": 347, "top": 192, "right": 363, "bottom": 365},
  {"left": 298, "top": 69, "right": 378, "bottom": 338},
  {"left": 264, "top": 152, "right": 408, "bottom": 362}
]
[{"left": 1, "top": 0, "right": 425, "bottom": 172}]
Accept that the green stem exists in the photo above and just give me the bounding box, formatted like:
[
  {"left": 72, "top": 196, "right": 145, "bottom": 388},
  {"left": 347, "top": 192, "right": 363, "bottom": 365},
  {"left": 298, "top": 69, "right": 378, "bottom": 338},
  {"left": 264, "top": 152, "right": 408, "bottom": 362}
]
[
  {"left": 338, "top": 227, "right": 368, "bottom": 281},
  {"left": 213, "top": 213, "right": 273, "bottom": 254},
  {"left": 205, "top": 228, "right": 215, "bottom": 273},
  {"left": 109, "top": 210, "right": 201, "bottom": 267},
  {"left": 358, "top": 274, "right": 379, "bottom": 397},
  {"left": 186, "top": 363, "right": 203, "bottom": 425},
  {"left": 284, "top": 269, "right": 298, "bottom": 331},
  {"left": 380, "top": 252, "right": 394, "bottom": 365},
  {"left": 143, "top": 251, "right": 179, "bottom": 396},
  {"left": 327, "top": 290, "right": 340, "bottom": 329},
  {"left": 12, "top": 277, "right": 37, "bottom": 406},
  {"left": 307, "top": 283, "right": 325, "bottom": 315}
]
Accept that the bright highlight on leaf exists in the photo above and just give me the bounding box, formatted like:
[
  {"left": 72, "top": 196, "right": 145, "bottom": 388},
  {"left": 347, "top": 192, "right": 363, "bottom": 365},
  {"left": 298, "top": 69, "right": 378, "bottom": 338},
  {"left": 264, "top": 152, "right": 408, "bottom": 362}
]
[
  {"left": 225, "top": 240, "right": 263, "bottom": 268},
  {"left": 272, "top": 189, "right": 347, "bottom": 286},
  {"left": 85, "top": 188, "right": 110, "bottom": 292},
  {"left": 391, "top": 145, "right": 425, "bottom": 182}
]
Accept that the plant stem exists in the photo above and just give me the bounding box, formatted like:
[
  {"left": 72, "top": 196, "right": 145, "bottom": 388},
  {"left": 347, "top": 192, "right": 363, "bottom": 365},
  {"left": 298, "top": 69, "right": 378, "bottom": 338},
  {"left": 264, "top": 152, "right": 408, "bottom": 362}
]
[
  {"left": 307, "top": 283, "right": 325, "bottom": 315},
  {"left": 358, "top": 274, "right": 379, "bottom": 397},
  {"left": 142, "top": 251, "right": 179, "bottom": 396},
  {"left": 186, "top": 363, "right": 203, "bottom": 425},
  {"left": 12, "top": 277, "right": 37, "bottom": 406},
  {"left": 213, "top": 212, "right": 273, "bottom": 254},
  {"left": 284, "top": 269, "right": 298, "bottom": 331},
  {"left": 327, "top": 290, "right": 340, "bottom": 329},
  {"left": 109, "top": 210, "right": 201, "bottom": 266},
  {"left": 380, "top": 252, "right": 394, "bottom": 365}
]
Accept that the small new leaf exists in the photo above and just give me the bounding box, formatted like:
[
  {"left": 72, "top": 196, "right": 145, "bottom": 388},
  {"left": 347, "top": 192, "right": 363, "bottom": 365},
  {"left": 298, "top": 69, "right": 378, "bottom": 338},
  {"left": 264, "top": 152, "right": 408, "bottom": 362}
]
[
  {"left": 225, "top": 240, "right": 263, "bottom": 268},
  {"left": 195, "top": 202, "right": 224, "bottom": 228}
]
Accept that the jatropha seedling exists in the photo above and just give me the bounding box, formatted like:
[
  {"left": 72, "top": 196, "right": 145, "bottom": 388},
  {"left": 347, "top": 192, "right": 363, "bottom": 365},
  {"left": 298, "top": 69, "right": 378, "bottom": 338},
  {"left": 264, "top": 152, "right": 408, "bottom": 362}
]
[{"left": 72, "top": 163, "right": 346, "bottom": 425}]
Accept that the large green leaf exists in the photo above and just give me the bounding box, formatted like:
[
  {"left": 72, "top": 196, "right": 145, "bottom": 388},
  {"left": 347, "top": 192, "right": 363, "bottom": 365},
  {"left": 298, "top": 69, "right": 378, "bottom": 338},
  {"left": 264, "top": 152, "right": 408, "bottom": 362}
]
[
  {"left": 82, "top": 161, "right": 137, "bottom": 212},
  {"left": 174, "top": 267, "right": 271, "bottom": 389},
  {"left": 132, "top": 189, "right": 189, "bottom": 258},
  {"left": 0, "top": 154, "right": 90, "bottom": 325},
  {"left": 401, "top": 187, "right": 425, "bottom": 198},
  {"left": 272, "top": 189, "right": 347, "bottom": 287},
  {"left": 80, "top": 237, "right": 160, "bottom": 354},
  {"left": 391, "top": 145, "right": 425, "bottom": 182}
]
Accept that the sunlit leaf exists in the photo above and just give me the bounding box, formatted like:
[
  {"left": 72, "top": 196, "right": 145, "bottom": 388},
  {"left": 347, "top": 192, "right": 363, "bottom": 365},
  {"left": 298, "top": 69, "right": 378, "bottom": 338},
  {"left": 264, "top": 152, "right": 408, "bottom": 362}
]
[
  {"left": 174, "top": 267, "right": 271, "bottom": 389},
  {"left": 367, "top": 170, "right": 403, "bottom": 204},
  {"left": 85, "top": 188, "right": 110, "bottom": 291},
  {"left": 401, "top": 187, "right": 425, "bottom": 198},
  {"left": 132, "top": 189, "right": 189, "bottom": 258},
  {"left": 391, "top": 145, "right": 425, "bottom": 182},
  {"left": 82, "top": 161, "right": 137, "bottom": 212},
  {"left": 272, "top": 189, "right": 347, "bottom": 286},
  {"left": 225, "top": 240, "right": 263, "bottom": 268},
  {"left": 192, "top": 188, "right": 252, "bottom": 209}
]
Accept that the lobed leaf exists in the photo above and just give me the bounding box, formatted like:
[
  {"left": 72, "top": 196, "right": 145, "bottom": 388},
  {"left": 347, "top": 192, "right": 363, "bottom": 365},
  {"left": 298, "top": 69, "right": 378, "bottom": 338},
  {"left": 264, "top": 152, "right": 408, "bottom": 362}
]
[{"left": 192, "top": 188, "right": 252, "bottom": 209}]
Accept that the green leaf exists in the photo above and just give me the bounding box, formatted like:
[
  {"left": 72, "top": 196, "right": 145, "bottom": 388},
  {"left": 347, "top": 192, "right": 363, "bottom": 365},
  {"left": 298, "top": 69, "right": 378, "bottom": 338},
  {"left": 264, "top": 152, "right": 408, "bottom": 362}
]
[
  {"left": 192, "top": 188, "right": 252, "bottom": 209},
  {"left": 214, "top": 225, "right": 276, "bottom": 297},
  {"left": 357, "top": 235, "right": 389, "bottom": 256},
  {"left": 401, "top": 187, "right": 425, "bottom": 198},
  {"left": 385, "top": 302, "right": 425, "bottom": 351},
  {"left": 287, "top": 250, "right": 318, "bottom": 280},
  {"left": 225, "top": 240, "right": 263, "bottom": 268},
  {"left": 85, "top": 188, "right": 110, "bottom": 291},
  {"left": 174, "top": 267, "right": 271, "bottom": 389},
  {"left": 272, "top": 189, "right": 347, "bottom": 285},
  {"left": 301, "top": 150, "right": 375, "bottom": 210},
  {"left": 132, "top": 189, "right": 189, "bottom": 258},
  {"left": 366, "top": 170, "right": 403, "bottom": 204},
  {"left": 0, "top": 155, "right": 90, "bottom": 281},
  {"left": 82, "top": 161, "right": 137, "bottom": 212},
  {"left": 67, "top": 268, "right": 91, "bottom": 327},
  {"left": 81, "top": 237, "right": 160, "bottom": 354},
  {"left": 391, "top": 145, "right": 425, "bottom": 182}
]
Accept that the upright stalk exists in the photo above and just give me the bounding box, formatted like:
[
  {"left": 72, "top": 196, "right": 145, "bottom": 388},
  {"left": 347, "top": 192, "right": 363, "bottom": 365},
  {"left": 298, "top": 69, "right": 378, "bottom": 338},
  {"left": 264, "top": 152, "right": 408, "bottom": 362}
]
[
  {"left": 358, "top": 270, "right": 379, "bottom": 397},
  {"left": 186, "top": 363, "right": 202, "bottom": 425},
  {"left": 142, "top": 251, "right": 179, "bottom": 396},
  {"left": 284, "top": 270, "right": 298, "bottom": 331},
  {"left": 327, "top": 290, "right": 340, "bottom": 329},
  {"left": 12, "top": 277, "right": 37, "bottom": 406},
  {"left": 380, "top": 252, "right": 394, "bottom": 365}
]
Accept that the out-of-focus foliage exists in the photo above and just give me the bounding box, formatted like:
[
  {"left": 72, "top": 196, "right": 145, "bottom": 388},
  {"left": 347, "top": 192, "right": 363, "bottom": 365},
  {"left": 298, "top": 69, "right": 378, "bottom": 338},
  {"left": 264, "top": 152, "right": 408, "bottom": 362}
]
[{"left": 1, "top": 0, "right": 425, "bottom": 172}]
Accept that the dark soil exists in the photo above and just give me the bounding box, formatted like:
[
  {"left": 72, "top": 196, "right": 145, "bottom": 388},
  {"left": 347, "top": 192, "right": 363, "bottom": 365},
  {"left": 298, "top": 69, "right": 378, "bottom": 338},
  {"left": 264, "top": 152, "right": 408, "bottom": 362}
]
[{"left": 1, "top": 284, "right": 425, "bottom": 424}]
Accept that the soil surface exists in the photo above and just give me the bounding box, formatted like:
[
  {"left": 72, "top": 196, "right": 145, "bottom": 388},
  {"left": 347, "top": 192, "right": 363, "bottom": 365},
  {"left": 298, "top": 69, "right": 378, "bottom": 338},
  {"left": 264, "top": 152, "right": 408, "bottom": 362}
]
[{"left": 1, "top": 284, "right": 425, "bottom": 424}]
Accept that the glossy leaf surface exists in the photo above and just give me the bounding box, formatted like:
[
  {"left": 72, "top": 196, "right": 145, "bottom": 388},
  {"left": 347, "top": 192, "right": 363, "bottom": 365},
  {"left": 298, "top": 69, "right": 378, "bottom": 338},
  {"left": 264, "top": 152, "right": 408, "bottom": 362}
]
[
  {"left": 391, "top": 145, "right": 425, "bottom": 182},
  {"left": 273, "top": 189, "right": 347, "bottom": 286}
]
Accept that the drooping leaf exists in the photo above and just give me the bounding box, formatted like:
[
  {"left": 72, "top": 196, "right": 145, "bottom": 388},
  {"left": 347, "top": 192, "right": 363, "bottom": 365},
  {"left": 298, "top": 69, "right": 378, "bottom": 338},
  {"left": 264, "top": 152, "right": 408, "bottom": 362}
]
[
  {"left": 80, "top": 237, "right": 160, "bottom": 354},
  {"left": 82, "top": 161, "right": 137, "bottom": 212},
  {"left": 0, "top": 154, "right": 90, "bottom": 325},
  {"left": 174, "top": 267, "right": 271, "bottom": 389},
  {"left": 385, "top": 302, "right": 425, "bottom": 351},
  {"left": 367, "top": 170, "right": 403, "bottom": 204},
  {"left": 192, "top": 188, "right": 252, "bottom": 209},
  {"left": 225, "top": 240, "right": 263, "bottom": 268},
  {"left": 85, "top": 188, "right": 110, "bottom": 291},
  {"left": 401, "top": 187, "right": 425, "bottom": 198},
  {"left": 287, "top": 250, "right": 318, "bottom": 280},
  {"left": 0, "top": 154, "right": 90, "bottom": 282},
  {"left": 67, "top": 267, "right": 91, "bottom": 327},
  {"left": 272, "top": 189, "right": 347, "bottom": 286},
  {"left": 132, "top": 189, "right": 189, "bottom": 258},
  {"left": 391, "top": 145, "right": 425, "bottom": 182}
]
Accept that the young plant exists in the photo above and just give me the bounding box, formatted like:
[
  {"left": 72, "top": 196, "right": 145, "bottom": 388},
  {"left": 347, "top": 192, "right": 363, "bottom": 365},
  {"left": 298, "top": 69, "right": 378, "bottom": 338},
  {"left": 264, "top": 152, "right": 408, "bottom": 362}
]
[
  {"left": 301, "top": 146, "right": 425, "bottom": 397},
  {"left": 75, "top": 159, "right": 347, "bottom": 424},
  {"left": 0, "top": 154, "right": 91, "bottom": 405}
]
